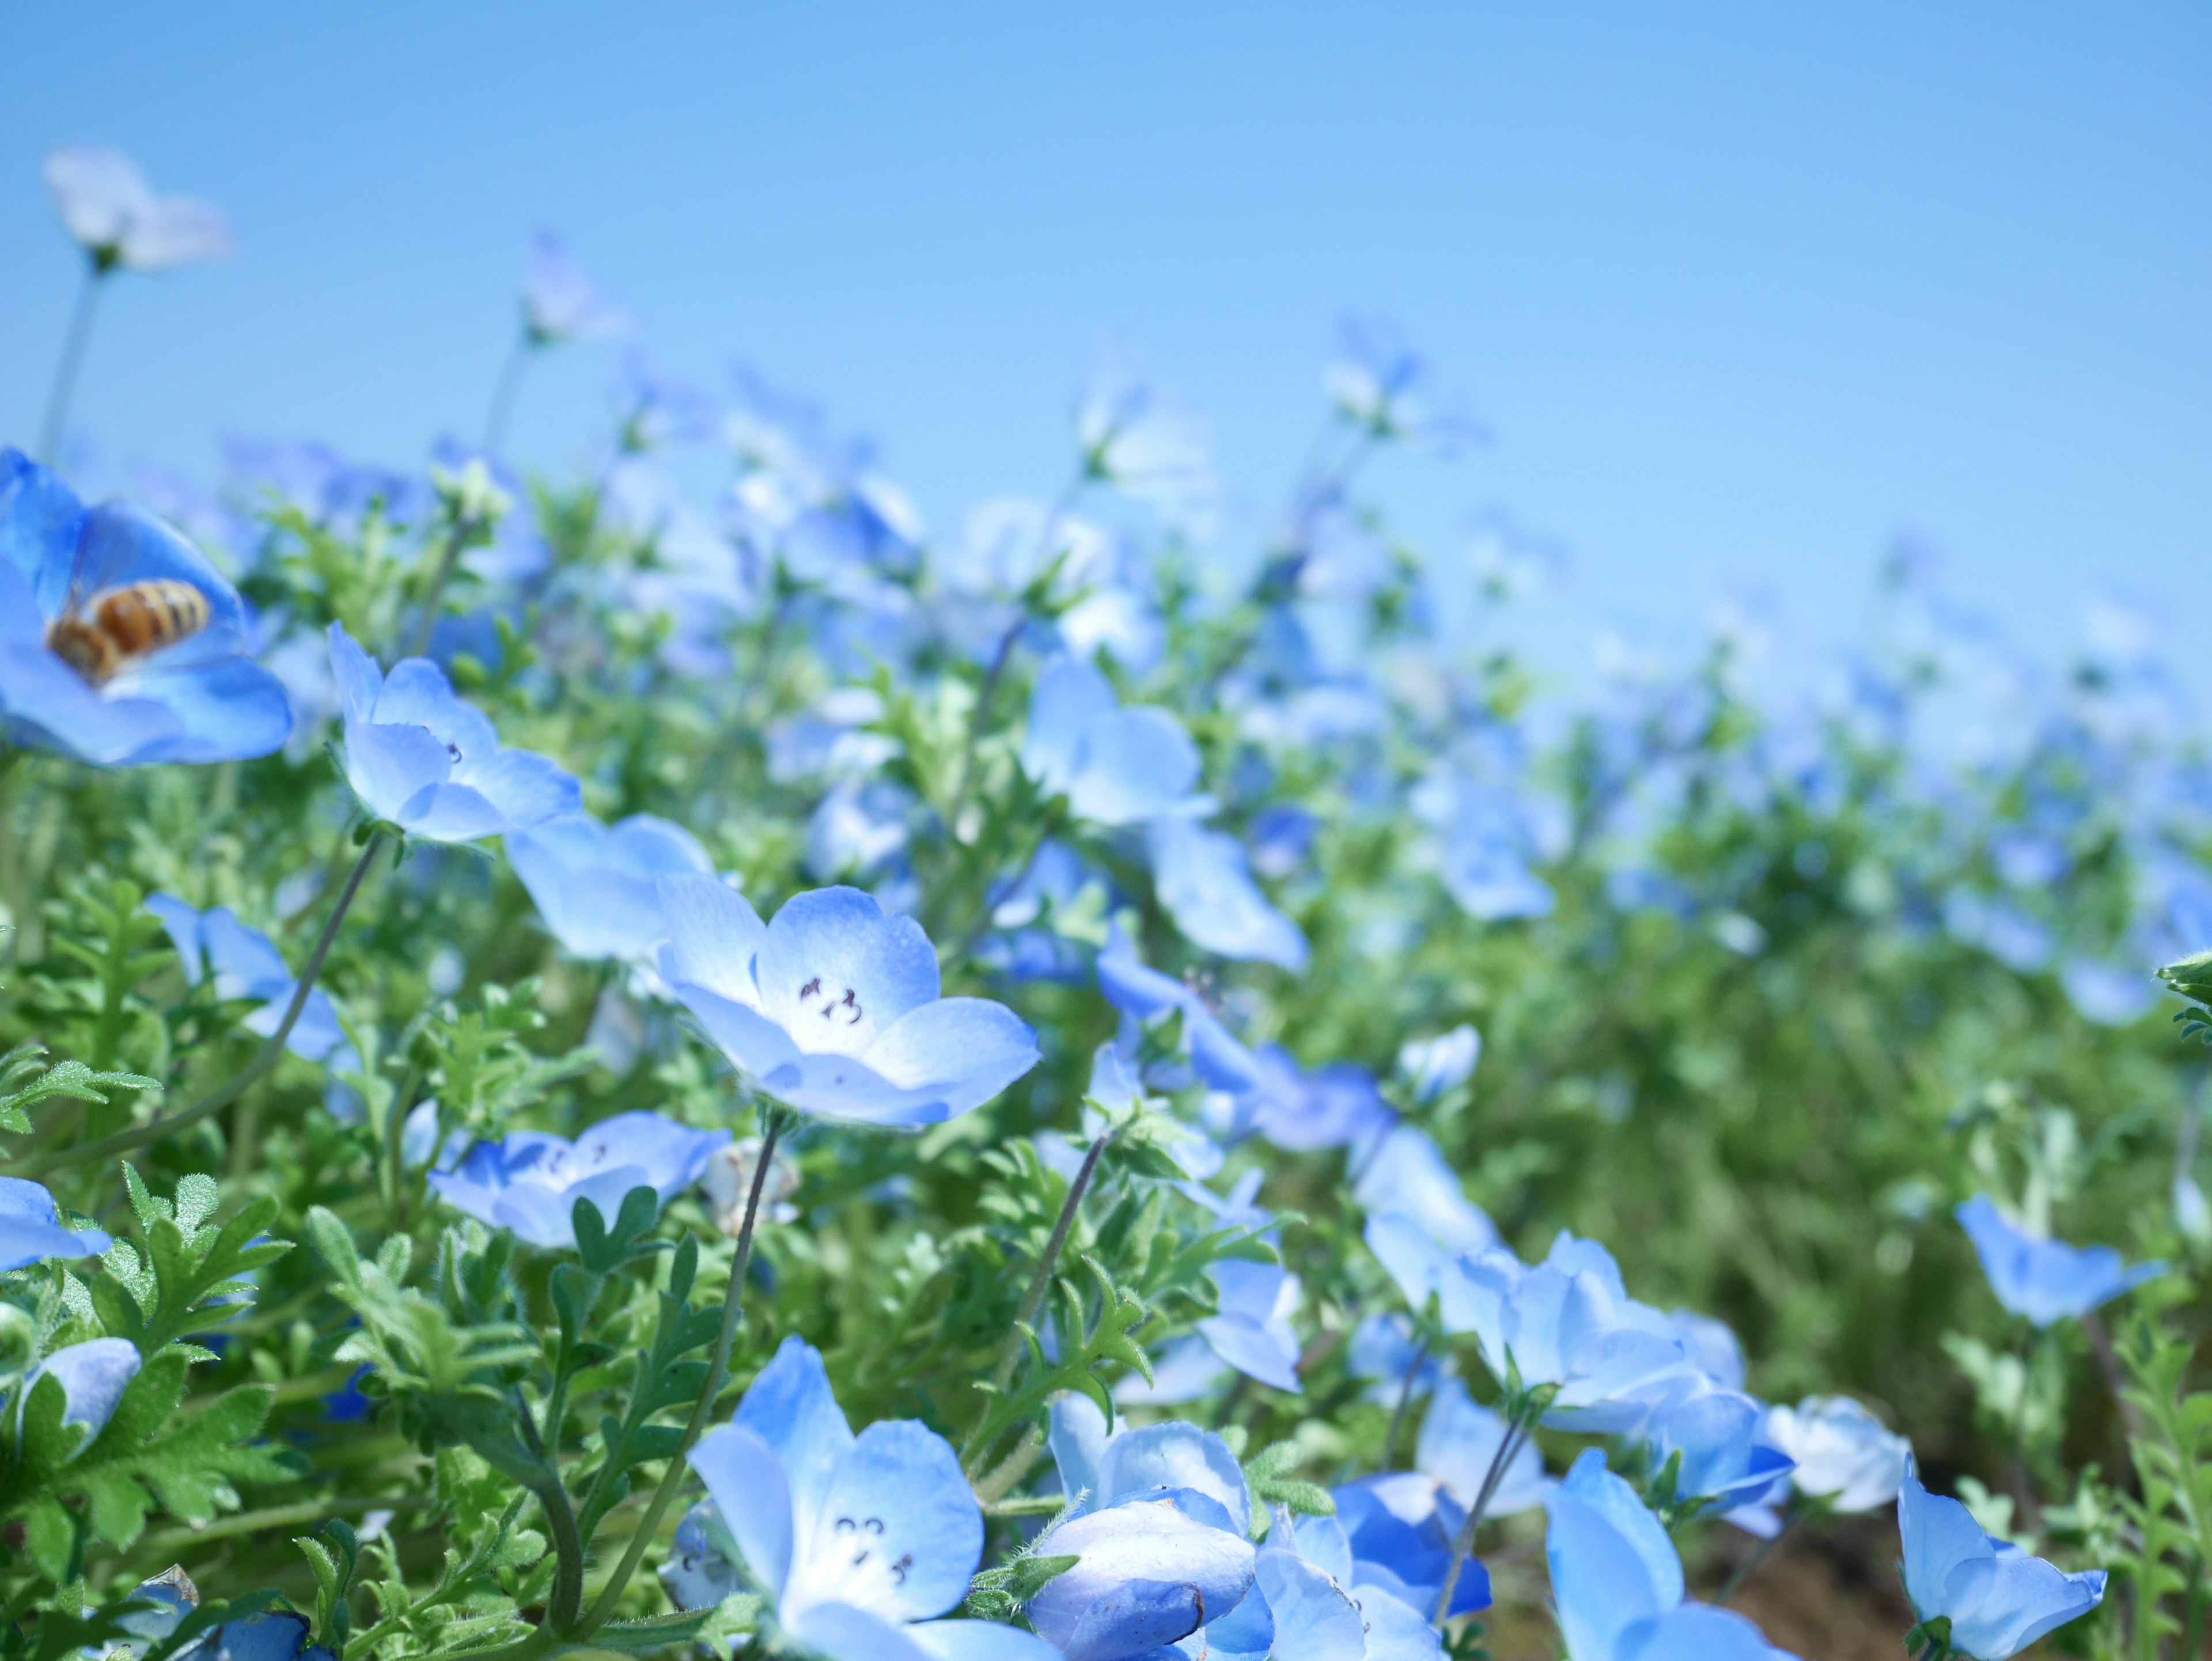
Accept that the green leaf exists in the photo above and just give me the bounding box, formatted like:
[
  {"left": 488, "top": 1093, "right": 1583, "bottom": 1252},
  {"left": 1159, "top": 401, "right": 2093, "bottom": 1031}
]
[{"left": 0, "top": 1042, "right": 160, "bottom": 1136}]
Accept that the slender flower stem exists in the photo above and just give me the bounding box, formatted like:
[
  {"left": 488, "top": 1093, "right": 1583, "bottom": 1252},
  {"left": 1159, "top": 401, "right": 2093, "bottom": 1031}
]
[
  {"left": 1716, "top": 1511, "right": 1794, "bottom": 1605},
  {"left": 1383, "top": 1336, "right": 1431, "bottom": 1467},
  {"left": 1430, "top": 1406, "right": 1535, "bottom": 1628},
  {"left": 572, "top": 1103, "right": 789, "bottom": 1639},
  {"left": 482, "top": 334, "right": 532, "bottom": 457},
  {"left": 37, "top": 263, "right": 106, "bottom": 466},
  {"left": 408, "top": 514, "right": 484, "bottom": 660},
  {"left": 4, "top": 831, "right": 384, "bottom": 1179}
]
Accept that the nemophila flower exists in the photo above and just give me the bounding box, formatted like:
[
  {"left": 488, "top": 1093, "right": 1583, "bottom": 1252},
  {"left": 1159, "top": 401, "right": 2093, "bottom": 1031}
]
[
  {"left": 1640, "top": 1388, "right": 1793, "bottom": 1515},
  {"left": 1760, "top": 1397, "right": 1909, "bottom": 1512},
  {"left": 1329, "top": 1473, "right": 1491, "bottom": 1620},
  {"left": 1955, "top": 1195, "right": 2166, "bottom": 1327},
  {"left": 657, "top": 877, "right": 1040, "bottom": 1127},
  {"left": 505, "top": 813, "right": 713, "bottom": 962},
  {"left": 327, "top": 622, "right": 579, "bottom": 841},
  {"left": 15, "top": 1337, "right": 139, "bottom": 1450},
  {"left": 1036, "top": 1398, "right": 1265, "bottom": 1660},
  {"left": 107, "top": 1565, "right": 198, "bottom": 1654},
  {"left": 172, "top": 1612, "right": 334, "bottom": 1661},
  {"left": 1075, "top": 355, "right": 1217, "bottom": 532},
  {"left": 1323, "top": 317, "right": 1481, "bottom": 453},
  {"left": 146, "top": 895, "right": 349, "bottom": 1063},
  {"left": 1358, "top": 1127, "right": 1498, "bottom": 1319},
  {"left": 1247, "top": 1046, "right": 1393, "bottom": 1153},
  {"left": 427, "top": 1110, "right": 728, "bottom": 1249},
  {"left": 1415, "top": 1378, "right": 1546, "bottom": 1518},
  {"left": 1544, "top": 1449, "right": 1794, "bottom": 1661},
  {"left": 1347, "top": 1312, "right": 1453, "bottom": 1408},
  {"left": 1396, "top": 1027, "right": 1479, "bottom": 1106},
  {"left": 1897, "top": 1464, "right": 2104, "bottom": 1659},
  {"left": 0, "top": 1177, "right": 111, "bottom": 1269},
  {"left": 1021, "top": 655, "right": 1211, "bottom": 827},
  {"left": 520, "top": 231, "right": 632, "bottom": 345},
  {"left": 679, "top": 1338, "right": 1059, "bottom": 1661},
  {"left": 1119, "top": 1259, "right": 1302, "bottom": 1404},
  {"left": 0, "top": 450, "right": 290, "bottom": 765},
  {"left": 1094, "top": 932, "right": 1263, "bottom": 1098},
  {"left": 1147, "top": 819, "right": 1309, "bottom": 971},
  {"left": 1667, "top": 1311, "right": 1746, "bottom": 1393},
  {"left": 44, "top": 147, "right": 231, "bottom": 271},
  {"left": 1448, "top": 1238, "right": 1693, "bottom": 1431}
]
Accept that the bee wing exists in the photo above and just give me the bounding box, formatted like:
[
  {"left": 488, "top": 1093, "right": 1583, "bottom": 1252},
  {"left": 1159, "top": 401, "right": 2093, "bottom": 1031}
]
[{"left": 69, "top": 504, "right": 253, "bottom": 669}]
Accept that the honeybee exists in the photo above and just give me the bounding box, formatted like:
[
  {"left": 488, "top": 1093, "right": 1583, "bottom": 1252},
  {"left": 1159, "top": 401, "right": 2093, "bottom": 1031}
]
[{"left": 46, "top": 579, "right": 212, "bottom": 687}]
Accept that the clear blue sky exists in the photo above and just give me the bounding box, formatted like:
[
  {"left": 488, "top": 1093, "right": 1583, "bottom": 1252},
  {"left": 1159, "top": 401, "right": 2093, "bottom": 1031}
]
[{"left": 3, "top": 5, "right": 2207, "bottom": 691}]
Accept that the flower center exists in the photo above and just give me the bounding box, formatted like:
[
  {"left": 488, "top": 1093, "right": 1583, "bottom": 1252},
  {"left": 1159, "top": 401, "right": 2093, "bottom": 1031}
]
[
  {"left": 796, "top": 976, "right": 864, "bottom": 1027},
  {"left": 831, "top": 1514, "right": 912, "bottom": 1586}
]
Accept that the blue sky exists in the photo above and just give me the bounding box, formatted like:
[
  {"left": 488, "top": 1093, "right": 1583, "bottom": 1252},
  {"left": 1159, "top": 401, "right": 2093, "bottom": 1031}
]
[{"left": 3, "top": 5, "right": 2207, "bottom": 693}]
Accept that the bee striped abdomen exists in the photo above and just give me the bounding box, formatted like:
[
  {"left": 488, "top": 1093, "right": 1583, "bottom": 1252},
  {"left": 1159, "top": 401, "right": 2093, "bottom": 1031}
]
[{"left": 46, "top": 579, "right": 213, "bottom": 686}]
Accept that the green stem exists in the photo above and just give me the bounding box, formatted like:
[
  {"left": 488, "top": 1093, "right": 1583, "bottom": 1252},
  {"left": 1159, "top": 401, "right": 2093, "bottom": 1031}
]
[
  {"left": 570, "top": 1104, "right": 790, "bottom": 1639},
  {"left": 1382, "top": 1335, "right": 1430, "bottom": 1469},
  {"left": 37, "top": 262, "right": 107, "bottom": 466},
  {"left": 1715, "top": 1511, "right": 1793, "bottom": 1604},
  {"left": 3, "top": 830, "right": 384, "bottom": 1179},
  {"left": 1430, "top": 1406, "right": 1536, "bottom": 1627},
  {"left": 483, "top": 334, "right": 533, "bottom": 457}
]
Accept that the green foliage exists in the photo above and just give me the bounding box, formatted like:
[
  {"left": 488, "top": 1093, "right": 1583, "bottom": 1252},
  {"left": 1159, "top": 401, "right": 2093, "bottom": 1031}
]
[
  {"left": 0, "top": 1043, "right": 158, "bottom": 1137},
  {"left": 95, "top": 1168, "right": 291, "bottom": 1356}
]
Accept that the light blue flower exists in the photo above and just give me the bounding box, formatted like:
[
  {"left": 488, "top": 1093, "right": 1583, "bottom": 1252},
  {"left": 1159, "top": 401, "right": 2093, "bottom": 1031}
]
[
  {"left": 1034, "top": 1397, "right": 1263, "bottom": 1661},
  {"left": 1358, "top": 1127, "right": 1498, "bottom": 1319},
  {"left": 1395, "top": 1028, "right": 1479, "bottom": 1106},
  {"left": 427, "top": 1110, "right": 728, "bottom": 1249},
  {"left": 1119, "top": 1259, "right": 1302, "bottom": 1405},
  {"left": 2059, "top": 956, "right": 2157, "bottom": 1028},
  {"left": 1544, "top": 1450, "right": 1795, "bottom": 1661},
  {"left": 1329, "top": 1473, "right": 1490, "bottom": 1620},
  {"left": 1094, "top": 930, "right": 1263, "bottom": 1098},
  {"left": 44, "top": 147, "right": 230, "bottom": 271},
  {"left": 1897, "top": 1463, "right": 2105, "bottom": 1659},
  {"left": 0, "top": 450, "right": 290, "bottom": 765},
  {"left": 657, "top": 878, "right": 1040, "bottom": 1127},
  {"left": 1761, "top": 1397, "right": 1909, "bottom": 1513},
  {"left": 1147, "top": 819, "right": 1309, "bottom": 971},
  {"left": 172, "top": 1611, "right": 334, "bottom": 1661},
  {"left": 1258, "top": 1512, "right": 1445, "bottom": 1660},
  {"left": 1074, "top": 355, "right": 1217, "bottom": 531},
  {"left": 1640, "top": 1388, "right": 1794, "bottom": 1515},
  {"left": 1247, "top": 1047, "right": 1392, "bottom": 1153},
  {"left": 327, "top": 622, "right": 579, "bottom": 841},
  {"left": 1347, "top": 1313, "right": 1453, "bottom": 1408},
  {"left": 0, "top": 1177, "right": 111, "bottom": 1270},
  {"left": 146, "top": 894, "right": 349, "bottom": 1063},
  {"left": 1955, "top": 1195, "right": 2166, "bottom": 1328},
  {"left": 520, "top": 230, "right": 632, "bottom": 345},
  {"left": 1667, "top": 1311, "right": 1746, "bottom": 1393},
  {"left": 681, "top": 1338, "right": 1059, "bottom": 1661},
  {"left": 505, "top": 813, "right": 713, "bottom": 962},
  {"left": 1021, "top": 656, "right": 1212, "bottom": 828},
  {"left": 16, "top": 1336, "right": 139, "bottom": 1451},
  {"left": 1415, "top": 1378, "right": 1546, "bottom": 1519},
  {"left": 1323, "top": 318, "right": 1482, "bottom": 453}
]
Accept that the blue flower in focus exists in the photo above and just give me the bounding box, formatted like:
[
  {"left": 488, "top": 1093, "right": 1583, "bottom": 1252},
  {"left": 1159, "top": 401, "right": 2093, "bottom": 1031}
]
[
  {"left": 1395, "top": 1027, "right": 1479, "bottom": 1106},
  {"left": 678, "top": 1338, "right": 1058, "bottom": 1661},
  {"left": 657, "top": 877, "right": 1040, "bottom": 1127},
  {"left": 173, "top": 1612, "right": 335, "bottom": 1661},
  {"left": 1035, "top": 1396, "right": 1264, "bottom": 1661},
  {"left": 1247, "top": 1046, "right": 1393, "bottom": 1153},
  {"left": 506, "top": 813, "right": 713, "bottom": 962},
  {"left": 1251, "top": 1512, "right": 1446, "bottom": 1660},
  {"left": 1118, "top": 1258, "right": 1302, "bottom": 1405},
  {"left": 1147, "top": 818, "right": 1309, "bottom": 971},
  {"left": 1897, "top": 1462, "right": 2104, "bottom": 1659},
  {"left": 1095, "top": 930, "right": 1263, "bottom": 1098},
  {"left": 15, "top": 1337, "right": 139, "bottom": 1451},
  {"left": 1545, "top": 1449, "right": 1795, "bottom": 1661},
  {"left": 1330, "top": 1471, "right": 1492, "bottom": 1621},
  {"left": 146, "top": 894, "right": 350, "bottom": 1064},
  {"left": 0, "top": 1178, "right": 111, "bottom": 1270},
  {"left": 1022, "top": 655, "right": 1213, "bottom": 827},
  {"left": 520, "top": 230, "right": 632, "bottom": 345},
  {"left": 45, "top": 148, "right": 231, "bottom": 272},
  {"left": 1667, "top": 1310, "right": 1746, "bottom": 1393},
  {"left": 1955, "top": 1195, "right": 2166, "bottom": 1328},
  {"left": 327, "top": 622, "right": 579, "bottom": 841},
  {"left": 1640, "top": 1388, "right": 1794, "bottom": 1515},
  {"left": 427, "top": 1110, "right": 728, "bottom": 1250},
  {"left": 0, "top": 450, "right": 290, "bottom": 765}
]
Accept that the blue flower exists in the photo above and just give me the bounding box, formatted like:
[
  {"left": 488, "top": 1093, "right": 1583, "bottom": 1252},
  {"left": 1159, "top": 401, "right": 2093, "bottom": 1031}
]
[
  {"left": 1116, "top": 1259, "right": 1302, "bottom": 1403},
  {"left": 1667, "top": 1311, "right": 1746, "bottom": 1393},
  {"left": 679, "top": 1338, "right": 1058, "bottom": 1661},
  {"left": 1955, "top": 1195, "right": 2166, "bottom": 1328},
  {"left": 111, "top": 1565, "right": 198, "bottom": 1649},
  {"left": 506, "top": 813, "right": 713, "bottom": 962},
  {"left": 1330, "top": 1473, "right": 1491, "bottom": 1620},
  {"left": 146, "top": 894, "right": 349, "bottom": 1064},
  {"left": 16, "top": 1337, "right": 139, "bottom": 1451},
  {"left": 1021, "top": 655, "right": 1213, "bottom": 827},
  {"left": 1147, "top": 819, "right": 1309, "bottom": 971},
  {"left": 1415, "top": 1378, "right": 1546, "bottom": 1519},
  {"left": 44, "top": 148, "right": 230, "bottom": 271},
  {"left": 1544, "top": 1450, "right": 1794, "bottom": 1661},
  {"left": 1324, "top": 317, "right": 1483, "bottom": 453},
  {"left": 173, "top": 1612, "right": 334, "bottom": 1661},
  {"left": 1257, "top": 1511, "right": 1446, "bottom": 1660},
  {"left": 657, "top": 879, "right": 1040, "bottom": 1127},
  {"left": 1639, "top": 1389, "right": 1794, "bottom": 1515},
  {"left": 1034, "top": 1397, "right": 1263, "bottom": 1660},
  {"left": 1358, "top": 1127, "right": 1498, "bottom": 1319},
  {"left": 1347, "top": 1312, "right": 1453, "bottom": 1408},
  {"left": 1247, "top": 1047, "right": 1393, "bottom": 1153},
  {"left": 1761, "top": 1397, "right": 1910, "bottom": 1513},
  {"left": 1094, "top": 931, "right": 1263, "bottom": 1098},
  {"left": 427, "top": 1110, "right": 728, "bottom": 1249},
  {"left": 1395, "top": 1027, "right": 1479, "bottom": 1106},
  {"left": 0, "top": 450, "right": 290, "bottom": 765},
  {"left": 1897, "top": 1463, "right": 2105, "bottom": 1659},
  {"left": 327, "top": 622, "right": 579, "bottom": 841},
  {"left": 0, "top": 1177, "right": 111, "bottom": 1270},
  {"left": 1074, "top": 354, "right": 1217, "bottom": 532},
  {"left": 520, "top": 230, "right": 632, "bottom": 345}
]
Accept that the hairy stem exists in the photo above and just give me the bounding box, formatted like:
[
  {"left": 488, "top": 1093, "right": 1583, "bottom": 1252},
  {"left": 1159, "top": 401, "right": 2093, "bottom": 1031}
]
[
  {"left": 572, "top": 1104, "right": 789, "bottom": 1638},
  {"left": 1430, "top": 1408, "right": 1535, "bottom": 1627},
  {"left": 5, "top": 831, "right": 384, "bottom": 1179},
  {"left": 37, "top": 263, "right": 106, "bottom": 466}
]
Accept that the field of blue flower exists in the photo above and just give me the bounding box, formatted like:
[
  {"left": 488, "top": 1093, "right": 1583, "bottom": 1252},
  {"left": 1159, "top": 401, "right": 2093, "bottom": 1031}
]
[{"left": 1, "top": 145, "right": 2207, "bottom": 1661}]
